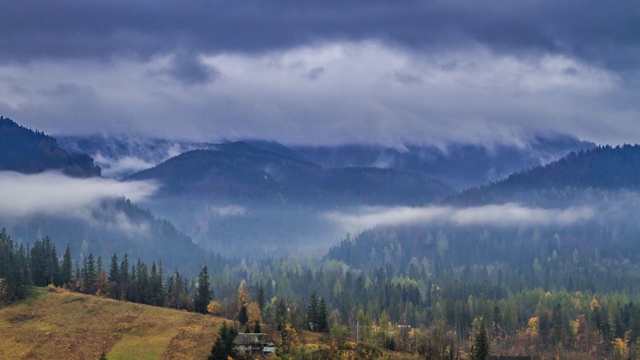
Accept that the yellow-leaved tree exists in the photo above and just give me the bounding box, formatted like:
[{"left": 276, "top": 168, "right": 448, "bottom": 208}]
[
  {"left": 248, "top": 302, "right": 262, "bottom": 324},
  {"left": 207, "top": 300, "right": 221, "bottom": 316}
]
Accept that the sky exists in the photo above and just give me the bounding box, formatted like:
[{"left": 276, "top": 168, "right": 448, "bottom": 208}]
[{"left": 0, "top": 0, "right": 638, "bottom": 147}]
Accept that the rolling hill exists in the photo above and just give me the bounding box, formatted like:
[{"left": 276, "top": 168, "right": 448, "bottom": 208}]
[{"left": 0, "top": 287, "right": 223, "bottom": 360}]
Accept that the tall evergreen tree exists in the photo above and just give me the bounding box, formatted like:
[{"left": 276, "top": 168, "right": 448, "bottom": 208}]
[
  {"left": 61, "top": 245, "right": 73, "bottom": 286},
  {"left": 208, "top": 322, "right": 237, "bottom": 360},
  {"left": 318, "top": 297, "right": 329, "bottom": 332},
  {"left": 150, "top": 262, "right": 164, "bottom": 306},
  {"left": 119, "top": 254, "right": 129, "bottom": 301},
  {"left": 471, "top": 318, "right": 489, "bottom": 360},
  {"left": 306, "top": 291, "right": 319, "bottom": 331},
  {"left": 257, "top": 283, "right": 266, "bottom": 316},
  {"left": 195, "top": 266, "right": 211, "bottom": 314}
]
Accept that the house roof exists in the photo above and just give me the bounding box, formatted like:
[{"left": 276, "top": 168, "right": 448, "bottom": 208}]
[{"left": 233, "top": 333, "right": 268, "bottom": 346}]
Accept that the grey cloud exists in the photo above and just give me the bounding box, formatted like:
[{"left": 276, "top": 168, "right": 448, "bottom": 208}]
[
  {"left": 0, "top": 1, "right": 638, "bottom": 74},
  {"left": 1, "top": 42, "right": 638, "bottom": 147},
  {"left": 392, "top": 73, "right": 422, "bottom": 85},
  {"left": 164, "top": 53, "right": 220, "bottom": 86},
  {"left": 307, "top": 67, "right": 325, "bottom": 80},
  {"left": 40, "top": 83, "right": 94, "bottom": 97}
]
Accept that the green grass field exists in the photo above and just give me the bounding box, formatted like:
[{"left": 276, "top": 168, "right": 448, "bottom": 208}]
[{"left": 0, "top": 288, "right": 225, "bottom": 359}]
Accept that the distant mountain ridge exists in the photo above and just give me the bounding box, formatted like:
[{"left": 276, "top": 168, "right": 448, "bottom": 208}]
[
  {"left": 290, "top": 135, "right": 595, "bottom": 189},
  {"left": 57, "top": 134, "right": 215, "bottom": 179},
  {"left": 0, "top": 117, "right": 100, "bottom": 177},
  {"left": 128, "top": 141, "right": 455, "bottom": 206},
  {"left": 453, "top": 144, "right": 640, "bottom": 204},
  {"left": 58, "top": 133, "right": 595, "bottom": 188}
]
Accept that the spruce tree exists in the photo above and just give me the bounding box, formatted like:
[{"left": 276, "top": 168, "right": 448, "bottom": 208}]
[
  {"left": 109, "top": 254, "right": 119, "bottom": 284},
  {"left": 61, "top": 245, "right": 73, "bottom": 286},
  {"left": 318, "top": 297, "right": 329, "bottom": 332},
  {"left": 257, "top": 283, "right": 266, "bottom": 316},
  {"left": 195, "top": 266, "right": 211, "bottom": 314},
  {"left": 306, "top": 291, "right": 319, "bottom": 331},
  {"left": 471, "top": 318, "right": 489, "bottom": 360},
  {"left": 208, "top": 322, "right": 237, "bottom": 360}
]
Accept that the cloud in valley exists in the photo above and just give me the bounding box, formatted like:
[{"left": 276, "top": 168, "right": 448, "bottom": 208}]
[
  {"left": 325, "top": 203, "right": 595, "bottom": 234},
  {"left": 0, "top": 171, "right": 158, "bottom": 220}
]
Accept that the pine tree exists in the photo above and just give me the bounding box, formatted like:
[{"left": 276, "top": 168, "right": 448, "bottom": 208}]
[
  {"left": 208, "top": 322, "right": 237, "bottom": 360},
  {"left": 86, "top": 253, "right": 96, "bottom": 294},
  {"left": 119, "top": 255, "right": 129, "bottom": 301},
  {"left": 276, "top": 298, "right": 288, "bottom": 335},
  {"left": 306, "top": 291, "right": 319, "bottom": 331},
  {"left": 239, "top": 304, "right": 249, "bottom": 325},
  {"left": 195, "top": 266, "right": 211, "bottom": 314},
  {"left": 150, "top": 262, "right": 164, "bottom": 306},
  {"left": 471, "top": 318, "right": 489, "bottom": 360},
  {"left": 61, "top": 245, "right": 73, "bottom": 287},
  {"left": 257, "top": 283, "right": 266, "bottom": 316},
  {"left": 318, "top": 297, "right": 329, "bottom": 332}
]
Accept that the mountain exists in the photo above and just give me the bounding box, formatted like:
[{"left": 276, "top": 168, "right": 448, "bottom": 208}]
[
  {"left": 292, "top": 135, "right": 595, "bottom": 190},
  {"left": 128, "top": 141, "right": 454, "bottom": 206},
  {"left": 453, "top": 144, "right": 640, "bottom": 205},
  {"left": 0, "top": 118, "right": 219, "bottom": 273},
  {"left": 126, "top": 142, "right": 455, "bottom": 255},
  {"left": 0, "top": 117, "right": 100, "bottom": 177},
  {"left": 58, "top": 133, "right": 594, "bottom": 188},
  {"left": 57, "top": 134, "right": 215, "bottom": 179}
]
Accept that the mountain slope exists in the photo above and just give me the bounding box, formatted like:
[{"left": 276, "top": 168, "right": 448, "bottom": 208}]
[
  {"left": 57, "top": 134, "right": 215, "bottom": 179},
  {"left": 293, "top": 135, "right": 595, "bottom": 190},
  {"left": 0, "top": 117, "right": 100, "bottom": 177},
  {"left": 325, "top": 145, "right": 640, "bottom": 294},
  {"left": 128, "top": 141, "right": 455, "bottom": 206},
  {"left": 6, "top": 197, "right": 221, "bottom": 275},
  {"left": 0, "top": 287, "right": 222, "bottom": 360},
  {"left": 454, "top": 144, "right": 640, "bottom": 205},
  {"left": 126, "top": 142, "right": 455, "bottom": 255}
]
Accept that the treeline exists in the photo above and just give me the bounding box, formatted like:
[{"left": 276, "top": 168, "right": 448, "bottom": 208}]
[
  {"left": 0, "top": 228, "right": 213, "bottom": 316},
  {"left": 5, "top": 227, "right": 640, "bottom": 358},
  {"left": 206, "top": 254, "right": 640, "bottom": 358},
  {"left": 327, "top": 220, "right": 640, "bottom": 295}
]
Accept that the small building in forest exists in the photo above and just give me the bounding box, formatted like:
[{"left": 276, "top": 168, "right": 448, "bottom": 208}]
[{"left": 233, "top": 333, "right": 275, "bottom": 357}]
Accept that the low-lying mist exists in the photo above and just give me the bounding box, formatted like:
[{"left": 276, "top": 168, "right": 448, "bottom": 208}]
[
  {"left": 0, "top": 171, "right": 158, "bottom": 220},
  {"left": 324, "top": 203, "right": 596, "bottom": 235}
]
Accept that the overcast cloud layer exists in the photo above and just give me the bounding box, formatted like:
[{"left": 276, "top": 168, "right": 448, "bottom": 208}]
[{"left": 0, "top": 1, "right": 638, "bottom": 146}]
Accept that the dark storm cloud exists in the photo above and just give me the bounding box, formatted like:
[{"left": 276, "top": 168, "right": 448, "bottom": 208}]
[
  {"left": 1, "top": 0, "right": 638, "bottom": 73},
  {"left": 163, "top": 53, "right": 220, "bottom": 86}
]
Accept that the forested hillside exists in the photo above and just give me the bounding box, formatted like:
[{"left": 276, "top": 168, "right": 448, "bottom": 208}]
[
  {"left": 292, "top": 135, "right": 594, "bottom": 189},
  {"left": 0, "top": 117, "right": 100, "bottom": 177},
  {"left": 454, "top": 145, "right": 640, "bottom": 205},
  {"left": 128, "top": 142, "right": 454, "bottom": 205}
]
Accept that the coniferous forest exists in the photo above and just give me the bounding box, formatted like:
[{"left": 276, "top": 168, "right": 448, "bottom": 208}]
[{"left": 4, "top": 213, "right": 640, "bottom": 359}]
